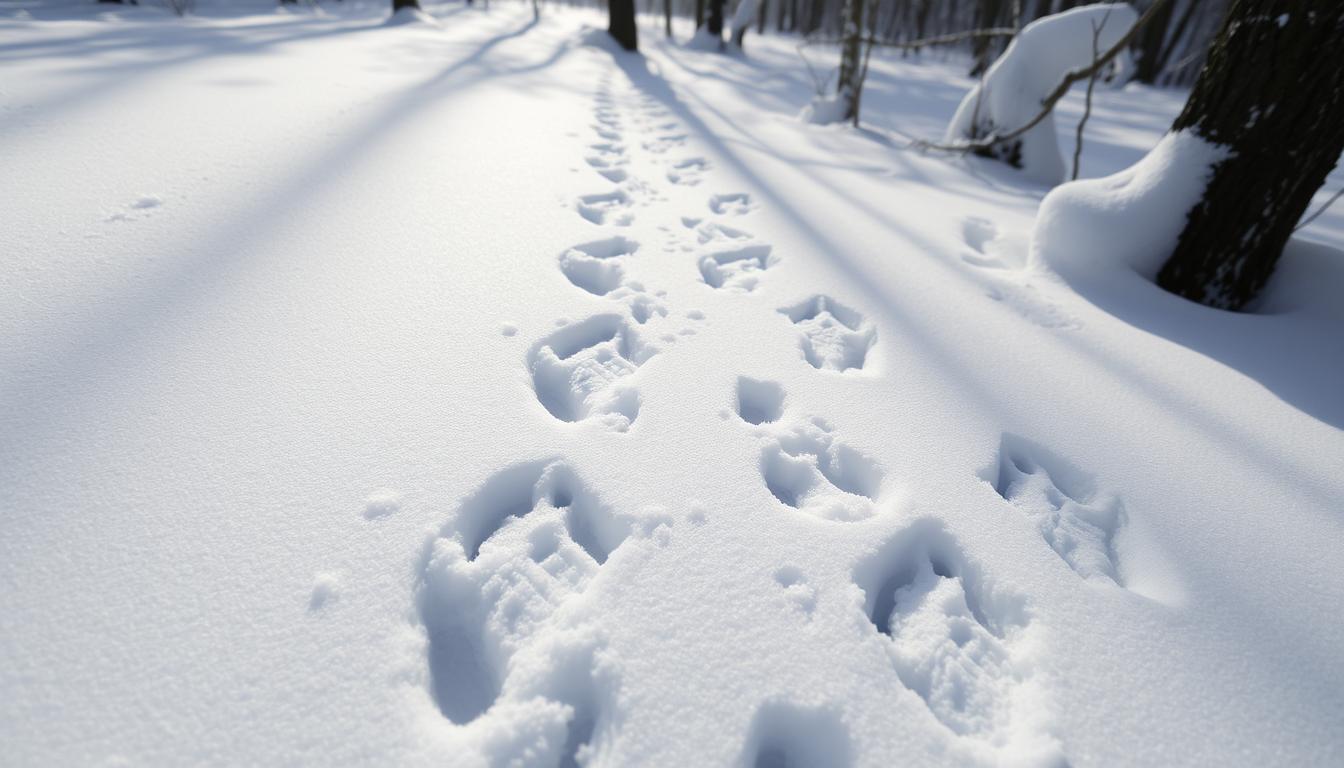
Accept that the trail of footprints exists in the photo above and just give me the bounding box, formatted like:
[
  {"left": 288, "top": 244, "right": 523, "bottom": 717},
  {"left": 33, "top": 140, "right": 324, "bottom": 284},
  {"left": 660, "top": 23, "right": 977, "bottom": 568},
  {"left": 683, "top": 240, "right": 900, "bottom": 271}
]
[{"left": 411, "top": 74, "right": 1143, "bottom": 767}]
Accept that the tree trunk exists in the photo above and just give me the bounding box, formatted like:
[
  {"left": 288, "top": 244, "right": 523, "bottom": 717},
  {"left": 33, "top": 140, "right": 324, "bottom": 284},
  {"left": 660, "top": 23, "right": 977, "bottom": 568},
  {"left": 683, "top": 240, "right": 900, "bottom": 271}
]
[
  {"left": 609, "top": 0, "right": 639, "bottom": 51},
  {"left": 696, "top": 0, "right": 705, "bottom": 30},
  {"left": 1156, "top": 0, "right": 1344, "bottom": 310},
  {"left": 665, "top": 0, "right": 673, "bottom": 37},
  {"left": 969, "top": 0, "right": 1004, "bottom": 76},
  {"left": 835, "top": 0, "right": 866, "bottom": 123},
  {"left": 392, "top": 0, "right": 419, "bottom": 10},
  {"left": 1133, "top": 0, "right": 1176, "bottom": 83},
  {"left": 708, "top": 0, "right": 725, "bottom": 37},
  {"left": 758, "top": 0, "right": 768, "bottom": 33}
]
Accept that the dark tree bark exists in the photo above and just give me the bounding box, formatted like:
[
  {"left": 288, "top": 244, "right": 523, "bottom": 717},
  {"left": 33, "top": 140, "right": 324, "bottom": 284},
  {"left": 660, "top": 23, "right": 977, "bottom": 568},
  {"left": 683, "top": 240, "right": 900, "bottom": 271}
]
[
  {"left": 758, "top": 0, "right": 768, "bottom": 34},
  {"left": 609, "top": 0, "right": 638, "bottom": 50},
  {"left": 696, "top": 0, "right": 706, "bottom": 30},
  {"left": 1157, "top": 0, "right": 1344, "bottom": 310},
  {"left": 1133, "top": 0, "right": 1176, "bottom": 83},
  {"left": 707, "top": 0, "right": 725, "bottom": 37},
  {"left": 666, "top": 0, "right": 673, "bottom": 37},
  {"left": 968, "top": 0, "right": 1005, "bottom": 76},
  {"left": 392, "top": 0, "right": 419, "bottom": 11},
  {"left": 833, "top": 0, "right": 867, "bottom": 123}
]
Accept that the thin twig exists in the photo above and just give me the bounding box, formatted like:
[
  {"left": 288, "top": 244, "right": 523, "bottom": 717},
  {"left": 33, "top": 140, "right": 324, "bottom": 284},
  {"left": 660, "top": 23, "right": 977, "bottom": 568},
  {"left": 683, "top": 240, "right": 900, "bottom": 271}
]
[
  {"left": 1072, "top": 11, "right": 1111, "bottom": 181},
  {"left": 1294, "top": 187, "right": 1344, "bottom": 232},
  {"left": 912, "top": 0, "right": 1173, "bottom": 156}
]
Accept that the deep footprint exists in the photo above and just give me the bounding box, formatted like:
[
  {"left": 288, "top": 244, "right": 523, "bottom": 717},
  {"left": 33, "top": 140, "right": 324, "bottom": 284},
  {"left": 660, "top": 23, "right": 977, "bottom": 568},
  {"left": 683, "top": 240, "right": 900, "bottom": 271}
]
[
  {"left": 991, "top": 435, "right": 1125, "bottom": 585},
  {"left": 778, "top": 296, "right": 876, "bottom": 372},
  {"left": 559, "top": 236, "right": 640, "bottom": 296},
  {"left": 761, "top": 418, "right": 883, "bottom": 521},
  {"left": 528, "top": 314, "right": 654, "bottom": 431},
  {"left": 577, "top": 190, "right": 634, "bottom": 226},
  {"left": 417, "top": 460, "right": 632, "bottom": 725},
  {"left": 854, "top": 520, "right": 1032, "bottom": 744}
]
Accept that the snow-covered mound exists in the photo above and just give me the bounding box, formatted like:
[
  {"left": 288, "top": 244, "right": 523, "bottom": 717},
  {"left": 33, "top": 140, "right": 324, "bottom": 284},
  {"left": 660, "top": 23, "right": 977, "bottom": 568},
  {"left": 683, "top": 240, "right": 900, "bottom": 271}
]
[
  {"left": 1031, "top": 130, "right": 1227, "bottom": 279},
  {"left": 946, "top": 3, "right": 1138, "bottom": 184}
]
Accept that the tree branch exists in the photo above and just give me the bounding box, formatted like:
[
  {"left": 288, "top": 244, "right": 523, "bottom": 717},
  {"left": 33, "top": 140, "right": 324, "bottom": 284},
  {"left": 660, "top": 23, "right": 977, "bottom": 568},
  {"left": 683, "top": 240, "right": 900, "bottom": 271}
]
[{"left": 912, "top": 0, "right": 1173, "bottom": 156}]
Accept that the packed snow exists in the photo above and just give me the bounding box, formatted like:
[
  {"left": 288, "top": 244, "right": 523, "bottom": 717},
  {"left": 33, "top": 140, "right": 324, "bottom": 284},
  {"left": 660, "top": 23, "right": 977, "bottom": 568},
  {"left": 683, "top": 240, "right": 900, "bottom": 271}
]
[{"left": 2, "top": 1, "right": 1343, "bottom": 766}]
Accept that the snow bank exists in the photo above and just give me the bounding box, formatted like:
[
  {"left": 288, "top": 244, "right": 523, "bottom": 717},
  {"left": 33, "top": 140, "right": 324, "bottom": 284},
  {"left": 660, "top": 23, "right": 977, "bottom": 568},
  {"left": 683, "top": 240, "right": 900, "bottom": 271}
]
[
  {"left": 946, "top": 3, "right": 1138, "bottom": 184},
  {"left": 1030, "top": 130, "right": 1227, "bottom": 280}
]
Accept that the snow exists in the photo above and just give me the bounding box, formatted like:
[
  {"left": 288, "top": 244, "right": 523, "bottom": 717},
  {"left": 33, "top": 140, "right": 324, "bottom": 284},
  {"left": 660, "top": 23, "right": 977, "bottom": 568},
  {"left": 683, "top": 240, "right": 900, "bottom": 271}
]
[
  {"left": 2, "top": 2, "right": 1343, "bottom": 766},
  {"left": 945, "top": 3, "right": 1139, "bottom": 184},
  {"left": 1031, "top": 130, "right": 1229, "bottom": 279}
]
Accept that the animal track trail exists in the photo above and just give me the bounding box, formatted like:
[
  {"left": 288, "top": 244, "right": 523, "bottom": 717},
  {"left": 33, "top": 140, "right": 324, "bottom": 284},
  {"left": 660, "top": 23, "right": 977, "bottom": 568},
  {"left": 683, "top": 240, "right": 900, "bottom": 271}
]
[
  {"left": 528, "top": 314, "right": 654, "bottom": 431},
  {"left": 760, "top": 418, "right": 885, "bottom": 522},
  {"left": 416, "top": 459, "right": 633, "bottom": 727},
  {"left": 855, "top": 521, "right": 1038, "bottom": 748},
  {"left": 779, "top": 296, "right": 876, "bottom": 372},
  {"left": 992, "top": 436, "right": 1126, "bottom": 586}
]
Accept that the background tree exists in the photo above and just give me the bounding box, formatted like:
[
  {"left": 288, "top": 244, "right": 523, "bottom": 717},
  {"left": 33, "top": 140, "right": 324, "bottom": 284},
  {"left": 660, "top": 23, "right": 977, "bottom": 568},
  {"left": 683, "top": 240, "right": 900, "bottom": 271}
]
[
  {"left": 1156, "top": 0, "right": 1344, "bottom": 309},
  {"left": 392, "top": 0, "right": 419, "bottom": 12},
  {"left": 609, "top": 0, "right": 638, "bottom": 50}
]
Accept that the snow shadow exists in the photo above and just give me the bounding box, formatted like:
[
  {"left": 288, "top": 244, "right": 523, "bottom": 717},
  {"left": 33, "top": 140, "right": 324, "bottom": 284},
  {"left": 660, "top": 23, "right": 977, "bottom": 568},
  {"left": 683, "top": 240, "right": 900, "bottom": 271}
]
[
  {"left": 1057, "top": 238, "right": 1344, "bottom": 432},
  {"left": 740, "top": 700, "right": 852, "bottom": 768}
]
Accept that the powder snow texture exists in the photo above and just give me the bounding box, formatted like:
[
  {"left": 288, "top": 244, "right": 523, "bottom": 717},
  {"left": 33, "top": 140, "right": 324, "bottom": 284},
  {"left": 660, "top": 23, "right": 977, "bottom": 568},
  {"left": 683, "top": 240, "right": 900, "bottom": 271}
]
[
  {"left": 3, "top": 3, "right": 1344, "bottom": 768},
  {"left": 946, "top": 3, "right": 1139, "bottom": 184},
  {"left": 1031, "top": 130, "right": 1228, "bottom": 278}
]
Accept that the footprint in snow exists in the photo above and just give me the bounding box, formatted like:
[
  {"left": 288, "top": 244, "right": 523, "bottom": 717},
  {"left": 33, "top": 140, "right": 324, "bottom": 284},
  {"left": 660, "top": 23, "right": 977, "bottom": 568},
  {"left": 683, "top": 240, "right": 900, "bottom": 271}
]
[
  {"left": 415, "top": 459, "right": 630, "bottom": 762},
  {"left": 743, "top": 700, "right": 851, "bottom": 768},
  {"left": 667, "top": 157, "right": 709, "bottom": 186},
  {"left": 709, "top": 192, "right": 755, "bottom": 215},
  {"left": 576, "top": 190, "right": 634, "bottom": 226},
  {"left": 990, "top": 435, "right": 1127, "bottom": 587},
  {"left": 527, "top": 313, "right": 654, "bottom": 431},
  {"left": 853, "top": 520, "right": 1045, "bottom": 754},
  {"left": 557, "top": 237, "right": 669, "bottom": 324},
  {"left": 759, "top": 417, "right": 886, "bottom": 522},
  {"left": 778, "top": 296, "right": 876, "bottom": 372}
]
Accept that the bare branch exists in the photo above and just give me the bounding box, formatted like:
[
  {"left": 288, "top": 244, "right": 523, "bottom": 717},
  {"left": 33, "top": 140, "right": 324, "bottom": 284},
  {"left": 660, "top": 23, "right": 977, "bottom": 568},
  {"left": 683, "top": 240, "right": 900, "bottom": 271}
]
[
  {"left": 1072, "top": 11, "right": 1112, "bottom": 181},
  {"left": 912, "top": 0, "right": 1173, "bottom": 156},
  {"left": 1294, "top": 187, "right": 1344, "bottom": 232},
  {"left": 800, "top": 27, "right": 1018, "bottom": 52}
]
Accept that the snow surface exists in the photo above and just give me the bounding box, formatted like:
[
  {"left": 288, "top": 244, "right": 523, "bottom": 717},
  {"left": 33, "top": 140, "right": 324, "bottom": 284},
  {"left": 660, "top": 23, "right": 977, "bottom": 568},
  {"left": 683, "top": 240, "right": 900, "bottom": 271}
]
[{"left": 2, "top": 2, "right": 1343, "bottom": 766}]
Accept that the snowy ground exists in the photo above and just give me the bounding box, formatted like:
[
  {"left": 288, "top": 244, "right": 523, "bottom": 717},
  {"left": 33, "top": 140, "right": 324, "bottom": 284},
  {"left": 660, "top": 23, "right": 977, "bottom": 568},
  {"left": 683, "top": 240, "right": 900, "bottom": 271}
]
[{"left": 2, "top": 2, "right": 1343, "bottom": 766}]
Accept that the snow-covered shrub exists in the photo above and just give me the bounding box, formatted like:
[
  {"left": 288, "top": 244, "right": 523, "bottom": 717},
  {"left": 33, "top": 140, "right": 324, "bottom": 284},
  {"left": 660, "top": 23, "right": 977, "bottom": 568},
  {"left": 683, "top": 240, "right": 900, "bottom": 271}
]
[{"left": 945, "top": 3, "right": 1138, "bottom": 184}]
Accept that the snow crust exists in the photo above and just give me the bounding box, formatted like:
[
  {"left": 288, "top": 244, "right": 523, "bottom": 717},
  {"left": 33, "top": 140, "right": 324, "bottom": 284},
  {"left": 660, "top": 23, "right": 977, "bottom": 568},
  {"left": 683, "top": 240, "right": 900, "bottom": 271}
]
[{"left": 946, "top": 3, "right": 1138, "bottom": 184}]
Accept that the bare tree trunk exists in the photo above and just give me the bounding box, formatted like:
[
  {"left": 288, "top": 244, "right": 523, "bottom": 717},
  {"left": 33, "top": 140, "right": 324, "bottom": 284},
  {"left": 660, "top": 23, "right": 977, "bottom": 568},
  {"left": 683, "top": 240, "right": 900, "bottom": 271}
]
[
  {"left": 665, "top": 0, "right": 673, "bottom": 37},
  {"left": 835, "top": 0, "right": 866, "bottom": 123},
  {"left": 696, "top": 0, "right": 705, "bottom": 29},
  {"left": 758, "top": 0, "right": 768, "bottom": 33},
  {"left": 609, "top": 0, "right": 639, "bottom": 50},
  {"left": 392, "top": 0, "right": 419, "bottom": 11},
  {"left": 1157, "top": 0, "right": 1344, "bottom": 310},
  {"left": 708, "top": 0, "right": 725, "bottom": 38},
  {"left": 1133, "top": 0, "right": 1176, "bottom": 83}
]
